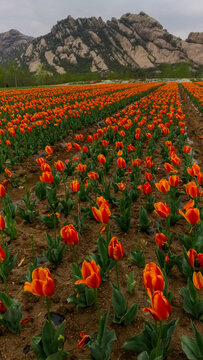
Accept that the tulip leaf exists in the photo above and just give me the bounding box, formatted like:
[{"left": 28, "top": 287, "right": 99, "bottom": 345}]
[
  {"left": 111, "top": 284, "right": 127, "bottom": 321},
  {"left": 121, "top": 303, "right": 138, "bottom": 325},
  {"left": 90, "top": 311, "right": 116, "bottom": 360}
]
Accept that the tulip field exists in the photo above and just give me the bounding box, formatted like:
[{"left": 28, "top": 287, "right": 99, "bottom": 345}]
[{"left": 0, "top": 81, "right": 202, "bottom": 360}]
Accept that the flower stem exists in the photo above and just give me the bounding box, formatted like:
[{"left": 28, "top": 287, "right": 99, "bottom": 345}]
[
  {"left": 72, "top": 244, "right": 79, "bottom": 268},
  {"left": 156, "top": 321, "right": 163, "bottom": 358},
  {"left": 116, "top": 261, "right": 120, "bottom": 290},
  {"left": 77, "top": 195, "right": 80, "bottom": 234},
  {"left": 46, "top": 296, "right": 51, "bottom": 324},
  {"left": 0, "top": 263, "right": 9, "bottom": 296},
  {"left": 95, "top": 289, "right": 101, "bottom": 346},
  {"left": 30, "top": 234, "right": 35, "bottom": 263},
  {"left": 0, "top": 231, "right": 5, "bottom": 248}
]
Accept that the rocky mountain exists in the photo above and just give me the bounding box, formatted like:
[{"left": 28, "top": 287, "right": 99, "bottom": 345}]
[
  {"left": 0, "top": 29, "right": 33, "bottom": 62},
  {"left": 0, "top": 12, "right": 203, "bottom": 74}
]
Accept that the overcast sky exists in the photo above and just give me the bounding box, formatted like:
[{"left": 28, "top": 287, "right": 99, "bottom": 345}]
[{"left": 0, "top": 0, "right": 202, "bottom": 40}]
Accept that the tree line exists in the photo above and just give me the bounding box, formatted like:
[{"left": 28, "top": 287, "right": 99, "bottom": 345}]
[{"left": 0, "top": 61, "right": 202, "bottom": 88}]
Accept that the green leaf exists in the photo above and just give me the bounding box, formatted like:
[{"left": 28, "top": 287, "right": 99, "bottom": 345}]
[
  {"left": 122, "top": 333, "right": 150, "bottom": 353},
  {"left": 85, "top": 287, "right": 96, "bottom": 306},
  {"left": 32, "top": 333, "right": 46, "bottom": 360},
  {"left": 138, "top": 351, "right": 149, "bottom": 360},
  {"left": 191, "top": 322, "right": 203, "bottom": 352},
  {"left": 121, "top": 303, "right": 138, "bottom": 325},
  {"left": 111, "top": 284, "right": 127, "bottom": 321},
  {"left": 181, "top": 337, "right": 202, "bottom": 360}
]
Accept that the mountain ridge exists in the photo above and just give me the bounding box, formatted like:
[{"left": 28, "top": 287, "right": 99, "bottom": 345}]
[{"left": 0, "top": 12, "right": 202, "bottom": 74}]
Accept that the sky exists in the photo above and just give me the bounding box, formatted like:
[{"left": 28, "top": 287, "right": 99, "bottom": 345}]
[{"left": 0, "top": 0, "right": 202, "bottom": 40}]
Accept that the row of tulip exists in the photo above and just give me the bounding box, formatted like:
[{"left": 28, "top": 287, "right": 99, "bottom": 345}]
[
  {"left": 181, "top": 82, "right": 203, "bottom": 113},
  {"left": 0, "top": 82, "right": 161, "bottom": 173},
  {"left": 0, "top": 81, "right": 202, "bottom": 360}
]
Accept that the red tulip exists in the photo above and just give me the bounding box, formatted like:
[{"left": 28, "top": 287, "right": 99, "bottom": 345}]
[
  {"left": 54, "top": 160, "right": 65, "bottom": 172},
  {"left": 40, "top": 172, "right": 54, "bottom": 184},
  {"left": 0, "top": 247, "right": 6, "bottom": 262},
  {"left": 75, "top": 260, "right": 101, "bottom": 289},
  {"left": 193, "top": 271, "right": 203, "bottom": 290},
  {"left": 0, "top": 184, "right": 6, "bottom": 197},
  {"left": 0, "top": 216, "right": 5, "bottom": 231},
  {"left": 143, "top": 290, "right": 171, "bottom": 321},
  {"left": 70, "top": 180, "right": 80, "bottom": 192},
  {"left": 24, "top": 267, "right": 55, "bottom": 297},
  {"left": 108, "top": 237, "right": 123, "bottom": 260},
  {"left": 60, "top": 224, "right": 79, "bottom": 245},
  {"left": 154, "top": 203, "right": 171, "bottom": 218}
]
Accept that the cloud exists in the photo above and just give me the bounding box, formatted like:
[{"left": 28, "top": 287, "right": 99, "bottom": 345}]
[{"left": 0, "top": 0, "right": 202, "bottom": 38}]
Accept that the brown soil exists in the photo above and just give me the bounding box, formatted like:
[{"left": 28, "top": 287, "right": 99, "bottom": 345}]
[
  {"left": 0, "top": 86, "right": 202, "bottom": 360},
  {"left": 179, "top": 84, "right": 203, "bottom": 169}
]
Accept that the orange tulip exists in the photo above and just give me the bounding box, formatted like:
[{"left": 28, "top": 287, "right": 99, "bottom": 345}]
[
  {"left": 75, "top": 260, "right": 101, "bottom": 289},
  {"left": 87, "top": 135, "right": 93, "bottom": 143},
  {"left": 108, "top": 237, "right": 123, "bottom": 260},
  {"left": 179, "top": 207, "right": 200, "bottom": 225},
  {"left": 40, "top": 171, "right": 54, "bottom": 184},
  {"left": 185, "top": 182, "right": 200, "bottom": 198},
  {"left": 60, "top": 224, "right": 79, "bottom": 245},
  {"left": 36, "top": 157, "right": 46, "bottom": 166},
  {"left": 0, "top": 301, "right": 6, "bottom": 313},
  {"left": 73, "top": 142, "right": 81, "bottom": 151},
  {"left": 0, "top": 216, "right": 5, "bottom": 231},
  {"left": 5, "top": 168, "right": 12, "bottom": 177},
  {"left": 96, "top": 196, "right": 110, "bottom": 208},
  {"left": 101, "top": 140, "right": 109, "bottom": 147},
  {"left": 170, "top": 153, "right": 180, "bottom": 166},
  {"left": 145, "top": 172, "right": 153, "bottom": 181},
  {"left": 117, "top": 157, "right": 126, "bottom": 168},
  {"left": 155, "top": 179, "right": 170, "bottom": 193},
  {"left": 116, "top": 141, "right": 123, "bottom": 149},
  {"left": 145, "top": 156, "right": 154, "bottom": 168},
  {"left": 155, "top": 233, "right": 168, "bottom": 250},
  {"left": 127, "top": 144, "right": 136, "bottom": 152},
  {"left": 76, "top": 163, "right": 87, "bottom": 172},
  {"left": 187, "top": 163, "right": 200, "bottom": 177},
  {"left": 45, "top": 146, "right": 53, "bottom": 155},
  {"left": 169, "top": 175, "right": 180, "bottom": 187},
  {"left": 164, "top": 163, "right": 178, "bottom": 174},
  {"left": 24, "top": 267, "right": 55, "bottom": 297},
  {"left": 143, "top": 290, "right": 171, "bottom": 321},
  {"left": 75, "top": 134, "right": 83, "bottom": 141},
  {"left": 70, "top": 180, "right": 80, "bottom": 192},
  {"left": 77, "top": 331, "right": 90, "bottom": 348},
  {"left": 143, "top": 263, "right": 165, "bottom": 298},
  {"left": 187, "top": 249, "right": 203, "bottom": 268},
  {"left": 0, "top": 184, "right": 6, "bottom": 197},
  {"left": 82, "top": 146, "right": 88, "bottom": 153},
  {"left": 41, "top": 163, "right": 51, "bottom": 172},
  {"left": 138, "top": 182, "right": 152, "bottom": 195},
  {"left": 198, "top": 172, "right": 203, "bottom": 186},
  {"left": 92, "top": 204, "right": 111, "bottom": 224},
  {"left": 184, "top": 146, "right": 192, "bottom": 153},
  {"left": 98, "top": 154, "right": 106, "bottom": 164},
  {"left": 193, "top": 271, "right": 203, "bottom": 290},
  {"left": 54, "top": 160, "right": 65, "bottom": 172},
  {"left": 154, "top": 202, "right": 171, "bottom": 218},
  {"left": 117, "top": 150, "right": 123, "bottom": 156},
  {"left": 66, "top": 142, "right": 72, "bottom": 151},
  {"left": 116, "top": 182, "right": 126, "bottom": 190},
  {"left": 0, "top": 247, "right": 6, "bottom": 262},
  {"left": 184, "top": 199, "right": 195, "bottom": 211},
  {"left": 88, "top": 171, "right": 99, "bottom": 180}
]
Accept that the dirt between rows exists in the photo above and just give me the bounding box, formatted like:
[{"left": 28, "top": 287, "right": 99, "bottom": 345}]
[
  {"left": 0, "top": 86, "right": 202, "bottom": 360},
  {"left": 179, "top": 84, "right": 203, "bottom": 169}
]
